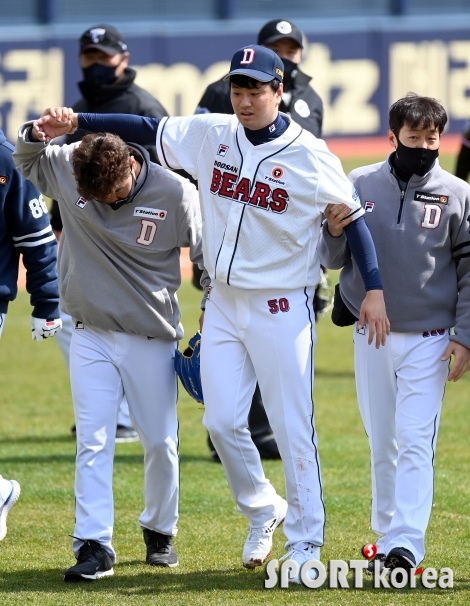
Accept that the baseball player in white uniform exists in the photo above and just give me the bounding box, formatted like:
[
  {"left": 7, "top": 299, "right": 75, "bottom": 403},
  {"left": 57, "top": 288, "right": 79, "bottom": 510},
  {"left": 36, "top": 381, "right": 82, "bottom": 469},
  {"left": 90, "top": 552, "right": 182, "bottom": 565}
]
[
  {"left": 319, "top": 93, "right": 470, "bottom": 575},
  {"left": 31, "top": 44, "right": 389, "bottom": 581},
  {"left": 14, "top": 127, "right": 205, "bottom": 581}
]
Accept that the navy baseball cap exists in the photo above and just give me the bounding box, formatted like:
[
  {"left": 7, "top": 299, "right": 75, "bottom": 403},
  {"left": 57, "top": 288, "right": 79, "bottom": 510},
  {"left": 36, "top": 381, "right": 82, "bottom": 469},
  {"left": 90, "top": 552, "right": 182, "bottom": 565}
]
[
  {"left": 80, "top": 24, "right": 128, "bottom": 55},
  {"left": 258, "top": 19, "right": 304, "bottom": 49},
  {"left": 224, "top": 45, "right": 284, "bottom": 83}
]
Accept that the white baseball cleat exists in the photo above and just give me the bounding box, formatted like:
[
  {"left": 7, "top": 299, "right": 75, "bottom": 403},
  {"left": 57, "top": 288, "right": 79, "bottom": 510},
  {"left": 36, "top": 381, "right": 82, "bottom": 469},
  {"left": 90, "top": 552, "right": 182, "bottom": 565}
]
[
  {"left": 242, "top": 498, "right": 288, "bottom": 569},
  {"left": 0, "top": 479, "right": 21, "bottom": 541},
  {"left": 280, "top": 543, "right": 321, "bottom": 584}
]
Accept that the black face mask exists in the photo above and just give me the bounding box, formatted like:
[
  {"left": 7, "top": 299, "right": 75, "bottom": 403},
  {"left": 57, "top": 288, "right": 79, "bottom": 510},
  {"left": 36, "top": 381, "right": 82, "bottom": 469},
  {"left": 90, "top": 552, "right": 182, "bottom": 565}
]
[
  {"left": 82, "top": 63, "right": 117, "bottom": 88},
  {"left": 394, "top": 137, "right": 439, "bottom": 181},
  {"left": 109, "top": 171, "right": 137, "bottom": 210},
  {"left": 281, "top": 57, "right": 299, "bottom": 90}
]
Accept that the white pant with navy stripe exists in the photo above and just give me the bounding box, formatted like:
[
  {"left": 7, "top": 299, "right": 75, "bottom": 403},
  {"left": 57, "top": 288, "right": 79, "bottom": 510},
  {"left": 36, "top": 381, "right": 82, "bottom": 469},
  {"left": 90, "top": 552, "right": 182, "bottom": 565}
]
[
  {"left": 354, "top": 324, "right": 449, "bottom": 564},
  {"left": 201, "top": 281, "right": 325, "bottom": 550},
  {"left": 69, "top": 323, "right": 179, "bottom": 561}
]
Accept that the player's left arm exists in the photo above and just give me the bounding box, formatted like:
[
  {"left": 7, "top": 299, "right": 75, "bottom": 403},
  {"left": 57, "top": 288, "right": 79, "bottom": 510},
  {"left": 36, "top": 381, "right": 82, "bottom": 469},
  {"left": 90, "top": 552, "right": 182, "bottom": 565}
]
[
  {"left": 6, "top": 170, "right": 61, "bottom": 339},
  {"left": 32, "top": 107, "right": 160, "bottom": 146},
  {"left": 443, "top": 194, "right": 470, "bottom": 380},
  {"left": 315, "top": 150, "right": 389, "bottom": 347},
  {"left": 344, "top": 217, "right": 390, "bottom": 348}
]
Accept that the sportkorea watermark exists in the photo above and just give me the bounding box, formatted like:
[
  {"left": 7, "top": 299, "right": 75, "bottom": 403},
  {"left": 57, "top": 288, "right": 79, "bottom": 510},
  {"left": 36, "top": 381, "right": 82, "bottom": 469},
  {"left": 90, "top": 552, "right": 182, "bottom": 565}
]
[{"left": 265, "top": 544, "right": 453, "bottom": 590}]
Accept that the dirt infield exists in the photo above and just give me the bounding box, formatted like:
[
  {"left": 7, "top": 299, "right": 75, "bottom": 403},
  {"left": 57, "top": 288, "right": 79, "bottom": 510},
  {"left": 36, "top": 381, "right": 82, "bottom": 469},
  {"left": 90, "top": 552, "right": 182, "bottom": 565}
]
[{"left": 16, "top": 132, "right": 462, "bottom": 291}]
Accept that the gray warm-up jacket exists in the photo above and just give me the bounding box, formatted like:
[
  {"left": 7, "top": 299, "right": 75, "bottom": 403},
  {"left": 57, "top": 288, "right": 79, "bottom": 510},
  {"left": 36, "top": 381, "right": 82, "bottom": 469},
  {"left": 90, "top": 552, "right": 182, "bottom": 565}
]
[
  {"left": 318, "top": 155, "right": 470, "bottom": 349},
  {"left": 14, "top": 122, "right": 206, "bottom": 341}
]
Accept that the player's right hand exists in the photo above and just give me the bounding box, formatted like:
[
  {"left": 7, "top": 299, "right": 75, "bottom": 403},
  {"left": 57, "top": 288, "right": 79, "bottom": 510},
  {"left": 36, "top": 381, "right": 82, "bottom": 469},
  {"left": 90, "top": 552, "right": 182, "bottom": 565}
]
[
  {"left": 32, "top": 107, "right": 77, "bottom": 142},
  {"left": 441, "top": 341, "right": 470, "bottom": 382},
  {"left": 358, "top": 290, "right": 390, "bottom": 348},
  {"left": 325, "top": 203, "right": 354, "bottom": 237},
  {"left": 31, "top": 317, "right": 62, "bottom": 341}
]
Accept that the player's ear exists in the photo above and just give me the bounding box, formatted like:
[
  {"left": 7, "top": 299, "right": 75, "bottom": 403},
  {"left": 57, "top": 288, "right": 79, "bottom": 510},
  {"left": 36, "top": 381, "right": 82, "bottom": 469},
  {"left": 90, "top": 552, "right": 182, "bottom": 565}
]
[{"left": 387, "top": 129, "right": 398, "bottom": 149}]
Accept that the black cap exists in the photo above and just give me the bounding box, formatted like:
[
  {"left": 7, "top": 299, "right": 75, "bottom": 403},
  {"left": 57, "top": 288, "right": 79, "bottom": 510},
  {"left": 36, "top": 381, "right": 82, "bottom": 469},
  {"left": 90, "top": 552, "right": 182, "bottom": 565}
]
[
  {"left": 224, "top": 45, "right": 284, "bottom": 83},
  {"left": 80, "top": 24, "right": 128, "bottom": 56},
  {"left": 257, "top": 19, "right": 304, "bottom": 49}
]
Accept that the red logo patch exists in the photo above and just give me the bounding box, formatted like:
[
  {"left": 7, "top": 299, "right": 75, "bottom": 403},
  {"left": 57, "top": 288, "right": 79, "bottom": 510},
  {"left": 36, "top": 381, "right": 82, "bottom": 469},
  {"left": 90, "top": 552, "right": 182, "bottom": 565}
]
[
  {"left": 0, "top": 176, "right": 7, "bottom": 185},
  {"left": 217, "top": 144, "right": 229, "bottom": 157},
  {"left": 362, "top": 543, "right": 377, "bottom": 560},
  {"left": 272, "top": 167, "right": 284, "bottom": 179}
]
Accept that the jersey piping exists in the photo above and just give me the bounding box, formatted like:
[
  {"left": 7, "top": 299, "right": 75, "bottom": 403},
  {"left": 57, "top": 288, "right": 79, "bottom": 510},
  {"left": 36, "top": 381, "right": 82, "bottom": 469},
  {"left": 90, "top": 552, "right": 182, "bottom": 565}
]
[
  {"left": 304, "top": 285, "right": 326, "bottom": 543},
  {"left": 158, "top": 118, "right": 174, "bottom": 170}
]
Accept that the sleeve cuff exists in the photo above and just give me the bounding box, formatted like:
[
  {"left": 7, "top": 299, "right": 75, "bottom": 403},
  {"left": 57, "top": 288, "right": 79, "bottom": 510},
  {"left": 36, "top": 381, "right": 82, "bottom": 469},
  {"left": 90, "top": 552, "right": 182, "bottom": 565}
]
[{"left": 32, "top": 302, "right": 60, "bottom": 320}]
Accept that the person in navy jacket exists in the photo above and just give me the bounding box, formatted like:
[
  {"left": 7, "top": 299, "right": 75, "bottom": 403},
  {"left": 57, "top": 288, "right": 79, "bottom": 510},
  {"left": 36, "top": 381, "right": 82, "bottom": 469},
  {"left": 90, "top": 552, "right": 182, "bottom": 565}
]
[{"left": 0, "top": 128, "right": 61, "bottom": 340}]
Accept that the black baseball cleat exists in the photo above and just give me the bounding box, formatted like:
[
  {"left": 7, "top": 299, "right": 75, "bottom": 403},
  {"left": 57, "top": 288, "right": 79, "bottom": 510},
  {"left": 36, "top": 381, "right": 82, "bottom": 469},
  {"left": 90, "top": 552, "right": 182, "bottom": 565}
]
[
  {"left": 252, "top": 432, "right": 281, "bottom": 460},
  {"left": 143, "top": 529, "right": 178, "bottom": 567},
  {"left": 366, "top": 552, "right": 386, "bottom": 575},
  {"left": 115, "top": 425, "right": 139, "bottom": 443},
  {"left": 64, "top": 539, "right": 114, "bottom": 582},
  {"left": 385, "top": 546, "right": 416, "bottom": 582}
]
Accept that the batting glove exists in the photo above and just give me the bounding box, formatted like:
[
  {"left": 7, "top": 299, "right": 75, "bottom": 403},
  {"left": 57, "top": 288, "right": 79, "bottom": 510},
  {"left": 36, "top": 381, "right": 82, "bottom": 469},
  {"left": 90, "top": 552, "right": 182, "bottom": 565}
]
[
  {"left": 0, "top": 313, "right": 4, "bottom": 339},
  {"left": 31, "top": 317, "right": 62, "bottom": 341}
]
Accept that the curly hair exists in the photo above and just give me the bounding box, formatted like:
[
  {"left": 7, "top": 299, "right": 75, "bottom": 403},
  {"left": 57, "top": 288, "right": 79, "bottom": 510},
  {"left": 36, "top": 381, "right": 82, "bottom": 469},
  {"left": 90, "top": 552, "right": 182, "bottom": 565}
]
[{"left": 71, "top": 133, "right": 131, "bottom": 201}]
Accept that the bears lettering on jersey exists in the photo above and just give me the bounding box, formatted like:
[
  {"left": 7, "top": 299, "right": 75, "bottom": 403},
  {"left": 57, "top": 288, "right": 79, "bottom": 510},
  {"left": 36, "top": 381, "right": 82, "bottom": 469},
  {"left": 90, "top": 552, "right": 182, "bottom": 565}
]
[{"left": 210, "top": 167, "right": 289, "bottom": 214}]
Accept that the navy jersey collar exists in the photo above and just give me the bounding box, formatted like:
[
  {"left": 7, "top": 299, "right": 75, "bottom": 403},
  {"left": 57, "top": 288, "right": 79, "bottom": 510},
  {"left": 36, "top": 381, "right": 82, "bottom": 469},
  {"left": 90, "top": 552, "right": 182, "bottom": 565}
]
[{"left": 243, "top": 113, "right": 288, "bottom": 146}]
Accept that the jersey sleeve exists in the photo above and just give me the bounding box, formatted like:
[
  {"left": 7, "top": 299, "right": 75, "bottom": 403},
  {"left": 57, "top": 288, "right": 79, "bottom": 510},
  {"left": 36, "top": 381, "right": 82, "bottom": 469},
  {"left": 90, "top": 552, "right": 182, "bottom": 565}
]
[
  {"left": 5, "top": 168, "right": 59, "bottom": 319},
  {"left": 317, "top": 221, "right": 350, "bottom": 270},
  {"left": 343, "top": 216, "right": 382, "bottom": 291},
  {"left": 79, "top": 113, "right": 160, "bottom": 147},
  {"left": 313, "top": 142, "right": 365, "bottom": 222},
  {"left": 14, "top": 123, "right": 71, "bottom": 200},
  {"left": 156, "top": 115, "right": 219, "bottom": 180}
]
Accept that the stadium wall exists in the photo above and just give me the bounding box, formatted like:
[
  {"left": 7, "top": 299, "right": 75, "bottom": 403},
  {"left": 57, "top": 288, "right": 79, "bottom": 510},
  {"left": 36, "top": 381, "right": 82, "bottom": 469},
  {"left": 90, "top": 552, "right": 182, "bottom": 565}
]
[{"left": 0, "top": 18, "right": 469, "bottom": 142}]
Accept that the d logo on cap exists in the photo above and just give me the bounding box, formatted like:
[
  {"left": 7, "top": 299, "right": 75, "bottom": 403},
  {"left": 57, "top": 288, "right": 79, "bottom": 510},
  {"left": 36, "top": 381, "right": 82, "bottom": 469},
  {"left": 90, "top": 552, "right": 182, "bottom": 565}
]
[{"left": 240, "top": 48, "right": 255, "bottom": 65}]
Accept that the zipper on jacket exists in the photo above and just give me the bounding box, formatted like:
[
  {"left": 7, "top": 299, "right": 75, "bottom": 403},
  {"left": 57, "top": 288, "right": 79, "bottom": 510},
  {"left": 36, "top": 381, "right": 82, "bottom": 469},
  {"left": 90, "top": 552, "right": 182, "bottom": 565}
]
[{"left": 393, "top": 175, "right": 407, "bottom": 225}]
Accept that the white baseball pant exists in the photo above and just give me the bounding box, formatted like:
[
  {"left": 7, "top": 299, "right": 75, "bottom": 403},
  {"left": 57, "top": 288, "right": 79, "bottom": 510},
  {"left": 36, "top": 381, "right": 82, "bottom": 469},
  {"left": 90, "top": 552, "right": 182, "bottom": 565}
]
[
  {"left": 57, "top": 310, "right": 133, "bottom": 428},
  {"left": 201, "top": 281, "right": 325, "bottom": 550},
  {"left": 69, "top": 323, "right": 179, "bottom": 561},
  {"left": 353, "top": 324, "right": 449, "bottom": 564}
]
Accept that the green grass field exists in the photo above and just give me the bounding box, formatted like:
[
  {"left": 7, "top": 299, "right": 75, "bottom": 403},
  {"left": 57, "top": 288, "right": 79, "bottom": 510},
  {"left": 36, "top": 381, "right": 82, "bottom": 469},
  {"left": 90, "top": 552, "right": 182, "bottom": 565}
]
[{"left": 0, "top": 152, "right": 469, "bottom": 605}]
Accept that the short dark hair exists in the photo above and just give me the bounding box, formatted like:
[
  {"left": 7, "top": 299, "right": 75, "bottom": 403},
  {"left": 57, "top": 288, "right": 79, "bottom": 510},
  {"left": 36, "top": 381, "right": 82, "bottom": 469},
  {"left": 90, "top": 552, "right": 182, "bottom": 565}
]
[
  {"left": 389, "top": 93, "right": 447, "bottom": 134},
  {"left": 230, "top": 74, "right": 281, "bottom": 93},
  {"left": 71, "top": 133, "right": 131, "bottom": 201}
]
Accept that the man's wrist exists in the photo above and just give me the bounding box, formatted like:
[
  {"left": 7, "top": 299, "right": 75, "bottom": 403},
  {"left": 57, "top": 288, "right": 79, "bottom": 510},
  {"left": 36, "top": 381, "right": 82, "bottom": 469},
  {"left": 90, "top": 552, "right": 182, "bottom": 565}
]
[
  {"left": 326, "top": 224, "right": 344, "bottom": 238},
  {"left": 28, "top": 126, "right": 40, "bottom": 143}
]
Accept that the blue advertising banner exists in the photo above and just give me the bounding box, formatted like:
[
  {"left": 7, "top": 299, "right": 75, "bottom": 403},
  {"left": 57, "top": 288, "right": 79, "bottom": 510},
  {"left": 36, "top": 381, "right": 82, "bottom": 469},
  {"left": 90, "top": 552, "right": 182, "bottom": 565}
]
[{"left": 0, "top": 26, "right": 469, "bottom": 142}]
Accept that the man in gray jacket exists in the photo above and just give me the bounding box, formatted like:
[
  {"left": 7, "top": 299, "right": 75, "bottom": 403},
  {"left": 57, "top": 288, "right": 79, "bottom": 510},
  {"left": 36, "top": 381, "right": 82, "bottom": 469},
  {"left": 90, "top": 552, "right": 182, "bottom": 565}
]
[
  {"left": 319, "top": 93, "right": 470, "bottom": 577},
  {"left": 14, "top": 127, "right": 205, "bottom": 581}
]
